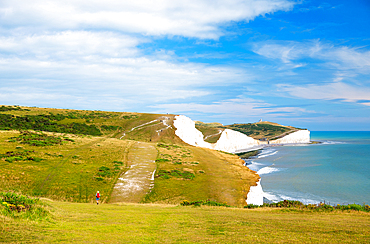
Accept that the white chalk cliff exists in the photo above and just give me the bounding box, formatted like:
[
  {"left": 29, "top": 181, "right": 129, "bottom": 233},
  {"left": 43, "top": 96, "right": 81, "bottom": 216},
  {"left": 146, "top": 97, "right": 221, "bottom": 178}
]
[{"left": 174, "top": 115, "right": 310, "bottom": 153}]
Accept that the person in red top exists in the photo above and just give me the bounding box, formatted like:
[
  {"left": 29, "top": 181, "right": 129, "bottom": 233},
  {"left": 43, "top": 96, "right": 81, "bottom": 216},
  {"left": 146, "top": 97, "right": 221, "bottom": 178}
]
[{"left": 96, "top": 191, "right": 100, "bottom": 205}]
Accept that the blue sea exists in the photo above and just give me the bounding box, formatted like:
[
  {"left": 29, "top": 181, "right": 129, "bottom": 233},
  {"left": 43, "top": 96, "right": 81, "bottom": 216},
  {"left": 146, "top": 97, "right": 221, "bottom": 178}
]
[{"left": 245, "top": 131, "right": 370, "bottom": 205}]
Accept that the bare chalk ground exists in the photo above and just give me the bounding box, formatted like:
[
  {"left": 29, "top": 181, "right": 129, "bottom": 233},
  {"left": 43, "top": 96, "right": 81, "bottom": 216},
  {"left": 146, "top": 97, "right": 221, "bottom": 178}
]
[{"left": 110, "top": 142, "right": 157, "bottom": 203}]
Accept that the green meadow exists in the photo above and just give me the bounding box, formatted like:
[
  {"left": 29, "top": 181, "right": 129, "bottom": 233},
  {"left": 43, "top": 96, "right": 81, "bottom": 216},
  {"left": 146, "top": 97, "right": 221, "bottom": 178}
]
[{"left": 2, "top": 200, "right": 369, "bottom": 243}]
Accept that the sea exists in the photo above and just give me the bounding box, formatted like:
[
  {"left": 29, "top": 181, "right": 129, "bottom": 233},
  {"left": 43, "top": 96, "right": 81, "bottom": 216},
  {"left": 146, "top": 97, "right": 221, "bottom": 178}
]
[{"left": 244, "top": 131, "right": 370, "bottom": 205}]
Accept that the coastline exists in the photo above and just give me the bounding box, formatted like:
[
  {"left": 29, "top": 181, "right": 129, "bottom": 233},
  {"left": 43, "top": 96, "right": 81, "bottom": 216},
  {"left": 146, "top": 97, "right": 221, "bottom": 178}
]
[{"left": 243, "top": 133, "right": 370, "bottom": 205}]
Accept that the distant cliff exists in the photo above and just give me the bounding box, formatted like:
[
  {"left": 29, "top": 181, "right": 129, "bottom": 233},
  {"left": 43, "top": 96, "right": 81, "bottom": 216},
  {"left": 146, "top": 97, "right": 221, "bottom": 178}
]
[{"left": 174, "top": 115, "right": 310, "bottom": 153}]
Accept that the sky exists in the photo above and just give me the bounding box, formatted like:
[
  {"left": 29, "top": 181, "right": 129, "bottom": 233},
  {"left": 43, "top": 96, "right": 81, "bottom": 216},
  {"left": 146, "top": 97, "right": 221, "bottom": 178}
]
[{"left": 0, "top": 0, "right": 369, "bottom": 130}]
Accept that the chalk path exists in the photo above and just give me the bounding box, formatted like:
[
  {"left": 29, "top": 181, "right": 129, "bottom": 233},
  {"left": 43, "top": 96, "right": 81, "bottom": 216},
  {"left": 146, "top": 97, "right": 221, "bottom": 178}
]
[{"left": 109, "top": 142, "right": 157, "bottom": 203}]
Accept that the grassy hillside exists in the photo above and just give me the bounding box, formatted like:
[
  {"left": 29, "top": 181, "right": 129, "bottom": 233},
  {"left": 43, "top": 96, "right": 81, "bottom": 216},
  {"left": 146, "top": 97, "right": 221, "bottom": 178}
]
[
  {"left": 0, "top": 105, "right": 181, "bottom": 143},
  {"left": 2, "top": 200, "right": 369, "bottom": 243},
  {"left": 227, "top": 121, "right": 301, "bottom": 140},
  {"left": 0, "top": 105, "right": 257, "bottom": 206},
  {"left": 195, "top": 119, "right": 302, "bottom": 141},
  {"left": 195, "top": 121, "right": 224, "bottom": 143}
]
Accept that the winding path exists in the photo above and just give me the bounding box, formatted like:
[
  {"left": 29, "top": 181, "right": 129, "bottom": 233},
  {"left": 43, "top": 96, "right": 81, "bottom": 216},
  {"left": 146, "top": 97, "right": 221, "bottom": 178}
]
[{"left": 109, "top": 142, "right": 157, "bottom": 203}]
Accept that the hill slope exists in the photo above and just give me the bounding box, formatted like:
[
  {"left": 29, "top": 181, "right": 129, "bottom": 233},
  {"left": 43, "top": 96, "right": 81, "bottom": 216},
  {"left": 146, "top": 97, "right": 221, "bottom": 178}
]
[{"left": 0, "top": 105, "right": 257, "bottom": 206}]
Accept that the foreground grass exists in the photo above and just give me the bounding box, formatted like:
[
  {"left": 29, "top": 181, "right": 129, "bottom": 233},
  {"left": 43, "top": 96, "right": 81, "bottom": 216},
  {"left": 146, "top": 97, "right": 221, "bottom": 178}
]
[{"left": 1, "top": 200, "right": 369, "bottom": 243}]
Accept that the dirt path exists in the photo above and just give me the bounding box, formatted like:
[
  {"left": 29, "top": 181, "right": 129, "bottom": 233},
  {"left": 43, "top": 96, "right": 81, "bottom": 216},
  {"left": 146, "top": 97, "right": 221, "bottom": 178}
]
[{"left": 109, "top": 142, "right": 157, "bottom": 203}]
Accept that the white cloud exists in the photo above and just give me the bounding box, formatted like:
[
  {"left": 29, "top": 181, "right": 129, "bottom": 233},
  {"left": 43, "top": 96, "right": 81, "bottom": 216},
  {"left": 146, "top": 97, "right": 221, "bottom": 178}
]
[
  {"left": 0, "top": 1, "right": 296, "bottom": 110},
  {"left": 0, "top": 0, "right": 295, "bottom": 39},
  {"left": 0, "top": 31, "right": 142, "bottom": 58},
  {"left": 151, "top": 97, "right": 312, "bottom": 118},
  {"left": 278, "top": 82, "right": 370, "bottom": 106},
  {"left": 0, "top": 30, "right": 250, "bottom": 109},
  {"left": 253, "top": 40, "right": 370, "bottom": 74}
]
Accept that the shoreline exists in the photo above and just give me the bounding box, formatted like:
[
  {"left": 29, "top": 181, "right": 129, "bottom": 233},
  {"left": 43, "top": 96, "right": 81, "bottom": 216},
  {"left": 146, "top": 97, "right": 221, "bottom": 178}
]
[{"left": 243, "top": 140, "right": 369, "bottom": 206}]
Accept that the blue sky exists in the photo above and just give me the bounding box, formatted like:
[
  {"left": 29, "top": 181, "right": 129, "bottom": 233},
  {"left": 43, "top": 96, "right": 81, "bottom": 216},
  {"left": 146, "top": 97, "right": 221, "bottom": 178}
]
[{"left": 0, "top": 0, "right": 369, "bottom": 130}]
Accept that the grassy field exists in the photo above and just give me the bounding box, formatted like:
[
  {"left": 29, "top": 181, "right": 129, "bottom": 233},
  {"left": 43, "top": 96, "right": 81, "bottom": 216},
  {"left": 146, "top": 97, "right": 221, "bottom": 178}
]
[{"left": 1, "top": 200, "right": 369, "bottom": 243}]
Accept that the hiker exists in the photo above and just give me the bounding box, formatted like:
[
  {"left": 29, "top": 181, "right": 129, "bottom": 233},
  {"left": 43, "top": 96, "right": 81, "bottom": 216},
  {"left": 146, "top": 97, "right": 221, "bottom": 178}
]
[{"left": 96, "top": 191, "right": 100, "bottom": 205}]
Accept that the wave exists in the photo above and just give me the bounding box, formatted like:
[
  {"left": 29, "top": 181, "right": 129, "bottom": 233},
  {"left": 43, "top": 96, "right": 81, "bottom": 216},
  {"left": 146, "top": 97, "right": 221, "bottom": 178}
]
[
  {"left": 263, "top": 192, "right": 321, "bottom": 204},
  {"left": 277, "top": 194, "right": 321, "bottom": 205},
  {"left": 257, "top": 166, "right": 280, "bottom": 175},
  {"left": 257, "top": 149, "right": 278, "bottom": 158},
  {"left": 321, "top": 141, "right": 345, "bottom": 145},
  {"left": 263, "top": 192, "right": 280, "bottom": 202},
  {"left": 244, "top": 161, "right": 264, "bottom": 171}
]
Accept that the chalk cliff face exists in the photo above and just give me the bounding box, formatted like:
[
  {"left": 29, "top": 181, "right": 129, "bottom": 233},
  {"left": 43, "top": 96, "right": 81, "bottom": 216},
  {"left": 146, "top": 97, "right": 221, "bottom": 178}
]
[
  {"left": 213, "top": 129, "right": 261, "bottom": 152},
  {"left": 174, "top": 115, "right": 260, "bottom": 152},
  {"left": 270, "top": 130, "right": 310, "bottom": 144},
  {"left": 174, "top": 115, "right": 310, "bottom": 153}
]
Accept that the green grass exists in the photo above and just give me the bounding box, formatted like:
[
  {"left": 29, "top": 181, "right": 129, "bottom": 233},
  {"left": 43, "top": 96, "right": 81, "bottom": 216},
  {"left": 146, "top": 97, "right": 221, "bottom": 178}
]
[
  {"left": 1, "top": 201, "right": 369, "bottom": 243},
  {"left": 0, "top": 130, "right": 131, "bottom": 203}
]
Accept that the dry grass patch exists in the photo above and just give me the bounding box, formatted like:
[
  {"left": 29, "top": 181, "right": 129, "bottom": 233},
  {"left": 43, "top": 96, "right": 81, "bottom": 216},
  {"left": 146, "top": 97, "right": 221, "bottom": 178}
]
[{"left": 144, "top": 143, "right": 258, "bottom": 207}]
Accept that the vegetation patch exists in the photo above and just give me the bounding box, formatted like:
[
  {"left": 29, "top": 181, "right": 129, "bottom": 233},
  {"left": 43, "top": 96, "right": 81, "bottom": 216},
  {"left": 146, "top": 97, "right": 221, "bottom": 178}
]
[
  {"left": 0, "top": 149, "right": 43, "bottom": 163},
  {"left": 101, "top": 125, "right": 121, "bottom": 131},
  {"left": 180, "top": 199, "right": 231, "bottom": 207},
  {"left": 10, "top": 131, "right": 74, "bottom": 146},
  {"left": 156, "top": 169, "right": 195, "bottom": 180},
  {"left": 155, "top": 158, "right": 171, "bottom": 163},
  {"left": 0, "top": 105, "right": 30, "bottom": 112},
  {"left": 157, "top": 143, "right": 180, "bottom": 149},
  {"left": 236, "top": 150, "right": 260, "bottom": 159},
  {"left": 0, "top": 113, "right": 102, "bottom": 135},
  {"left": 244, "top": 200, "right": 370, "bottom": 212},
  {"left": 0, "top": 192, "right": 49, "bottom": 220},
  {"left": 97, "top": 166, "right": 112, "bottom": 177},
  {"left": 228, "top": 123, "right": 291, "bottom": 139},
  {"left": 122, "top": 115, "right": 139, "bottom": 119}
]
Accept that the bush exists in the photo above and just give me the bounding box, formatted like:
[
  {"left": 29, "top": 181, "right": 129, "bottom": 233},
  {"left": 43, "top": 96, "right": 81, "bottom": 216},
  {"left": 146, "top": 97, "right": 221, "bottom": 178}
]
[
  {"left": 180, "top": 200, "right": 231, "bottom": 207},
  {"left": 0, "top": 192, "right": 49, "bottom": 220},
  {"left": 246, "top": 200, "right": 370, "bottom": 213},
  {"left": 113, "top": 161, "right": 124, "bottom": 166},
  {"left": 97, "top": 166, "right": 112, "bottom": 177},
  {"left": 244, "top": 204, "right": 260, "bottom": 209},
  {"left": 10, "top": 131, "right": 74, "bottom": 146},
  {"left": 155, "top": 158, "right": 170, "bottom": 163}
]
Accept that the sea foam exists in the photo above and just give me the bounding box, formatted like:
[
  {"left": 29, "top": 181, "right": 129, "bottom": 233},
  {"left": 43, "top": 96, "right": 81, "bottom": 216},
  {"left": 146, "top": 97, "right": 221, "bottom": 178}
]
[
  {"left": 257, "top": 166, "right": 280, "bottom": 175},
  {"left": 257, "top": 150, "right": 277, "bottom": 158}
]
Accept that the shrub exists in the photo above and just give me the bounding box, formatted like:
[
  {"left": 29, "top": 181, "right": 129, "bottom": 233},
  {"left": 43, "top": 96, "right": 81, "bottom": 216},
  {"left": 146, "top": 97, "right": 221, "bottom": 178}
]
[
  {"left": 244, "top": 204, "right": 260, "bottom": 209},
  {"left": 113, "top": 161, "right": 124, "bottom": 166},
  {"left": 180, "top": 200, "right": 231, "bottom": 207},
  {"left": 0, "top": 192, "right": 49, "bottom": 220},
  {"left": 97, "top": 166, "right": 112, "bottom": 177},
  {"left": 155, "top": 158, "right": 170, "bottom": 163}
]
